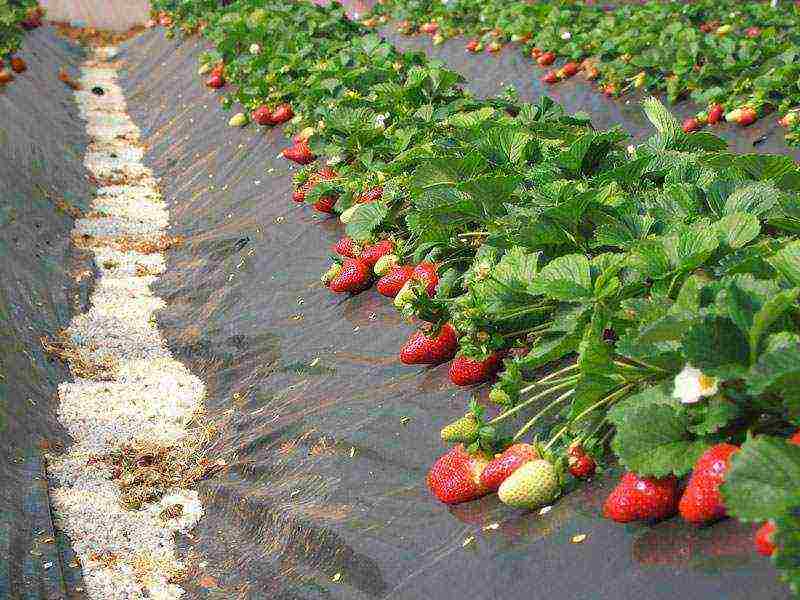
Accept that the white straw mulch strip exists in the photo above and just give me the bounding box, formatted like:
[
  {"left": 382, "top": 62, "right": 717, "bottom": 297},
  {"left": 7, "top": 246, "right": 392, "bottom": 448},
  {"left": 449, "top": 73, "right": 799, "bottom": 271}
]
[{"left": 46, "top": 47, "right": 206, "bottom": 600}]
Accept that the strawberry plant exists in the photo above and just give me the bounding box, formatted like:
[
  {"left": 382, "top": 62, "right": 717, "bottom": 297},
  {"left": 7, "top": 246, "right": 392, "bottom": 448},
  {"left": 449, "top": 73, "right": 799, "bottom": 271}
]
[
  {"left": 154, "top": 0, "right": 800, "bottom": 593},
  {"left": 0, "top": 1, "right": 40, "bottom": 62}
]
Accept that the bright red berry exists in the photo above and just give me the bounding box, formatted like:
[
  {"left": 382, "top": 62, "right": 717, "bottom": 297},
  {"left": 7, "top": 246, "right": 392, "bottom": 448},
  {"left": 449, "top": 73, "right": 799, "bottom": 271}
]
[
  {"left": 789, "top": 429, "right": 800, "bottom": 445},
  {"left": 358, "top": 186, "right": 383, "bottom": 203},
  {"left": 282, "top": 141, "right": 316, "bottom": 165},
  {"left": 333, "top": 236, "right": 357, "bottom": 257},
  {"left": 328, "top": 258, "right": 371, "bottom": 294},
  {"left": 448, "top": 352, "right": 504, "bottom": 386},
  {"left": 569, "top": 453, "right": 596, "bottom": 478},
  {"left": 427, "top": 444, "right": 491, "bottom": 504},
  {"left": 678, "top": 443, "right": 739, "bottom": 524},
  {"left": 755, "top": 521, "right": 776, "bottom": 557},
  {"left": 412, "top": 262, "right": 439, "bottom": 296},
  {"left": 271, "top": 103, "right": 294, "bottom": 124},
  {"left": 10, "top": 57, "right": 26, "bottom": 74},
  {"left": 479, "top": 443, "right": 538, "bottom": 492},
  {"left": 745, "top": 26, "right": 761, "bottom": 38},
  {"left": 359, "top": 240, "right": 395, "bottom": 268},
  {"left": 537, "top": 51, "right": 556, "bottom": 66},
  {"left": 603, "top": 472, "right": 679, "bottom": 523},
  {"left": 376, "top": 265, "right": 414, "bottom": 297},
  {"left": 561, "top": 62, "right": 579, "bottom": 77},
  {"left": 399, "top": 323, "right": 458, "bottom": 365},
  {"left": 707, "top": 103, "right": 724, "bottom": 124},
  {"left": 313, "top": 195, "right": 337, "bottom": 213},
  {"left": 253, "top": 105, "right": 275, "bottom": 126},
  {"left": 206, "top": 73, "right": 224, "bottom": 89},
  {"left": 420, "top": 21, "right": 439, "bottom": 34},
  {"left": 541, "top": 70, "right": 559, "bottom": 84},
  {"left": 682, "top": 117, "right": 702, "bottom": 133},
  {"left": 466, "top": 39, "right": 481, "bottom": 53}
]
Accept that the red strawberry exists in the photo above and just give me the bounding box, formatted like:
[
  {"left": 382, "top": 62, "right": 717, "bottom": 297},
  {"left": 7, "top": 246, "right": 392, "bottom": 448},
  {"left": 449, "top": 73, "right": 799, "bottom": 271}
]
[
  {"left": 313, "top": 195, "right": 337, "bottom": 214},
  {"left": 569, "top": 453, "right": 596, "bottom": 478},
  {"left": 726, "top": 107, "right": 757, "bottom": 126},
  {"left": 755, "top": 521, "right": 776, "bottom": 557},
  {"left": 427, "top": 444, "right": 491, "bottom": 504},
  {"left": 466, "top": 39, "right": 481, "bottom": 53},
  {"left": 707, "top": 103, "right": 724, "bottom": 124},
  {"left": 10, "top": 57, "right": 26, "bottom": 74},
  {"left": 328, "top": 258, "right": 371, "bottom": 293},
  {"left": 0, "top": 69, "right": 13, "bottom": 85},
  {"left": 399, "top": 323, "right": 458, "bottom": 365},
  {"left": 560, "top": 62, "right": 579, "bottom": 78},
  {"left": 779, "top": 113, "right": 799, "bottom": 128},
  {"left": 745, "top": 26, "right": 761, "bottom": 38},
  {"left": 333, "top": 236, "right": 357, "bottom": 257},
  {"left": 282, "top": 141, "right": 316, "bottom": 165},
  {"left": 789, "top": 429, "right": 800, "bottom": 445},
  {"left": 530, "top": 47, "right": 543, "bottom": 58},
  {"left": 480, "top": 443, "right": 538, "bottom": 491},
  {"left": 602, "top": 84, "right": 617, "bottom": 96},
  {"left": 360, "top": 240, "right": 394, "bottom": 268},
  {"left": 568, "top": 442, "right": 586, "bottom": 458},
  {"left": 210, "top": 63, "right": 224, "bottom": 78},
  {"left": 448, "top": 352, "right": 504, "bottom": 386},
  {"left": 206, "top": 73, "right": 224, "bottom": 89},
  {"left": 537, "top": 52, "right": 556, "bottom": 66},
  {"left": 358, "top": 186, "right": 383, "bottom": 203},
  {"left": 376, "top": 265, "right": 414, "bottom": 297},
  {"left": 253, "top": 105, "right": 276, "bottom": 126},
  {"left": 541, "top": 70, "right": 559, "bottom": 84},
  {"left": 412, "top": 262, "right": 439, "bottom": 296},
  {"left": 678, "top": 443, "right": 739, "bottom": 524},
  {"left": 420, "top": 21, "right": 439, "bottom": 34},
  {"left": 603, "top": 472, "right": 679, "bottom": 523},
  {"left": 682, "top": 117, "right": 702, "bottom": 133},
  {"left": 271, "top": 103, "right": 294, "bottom": 124}
]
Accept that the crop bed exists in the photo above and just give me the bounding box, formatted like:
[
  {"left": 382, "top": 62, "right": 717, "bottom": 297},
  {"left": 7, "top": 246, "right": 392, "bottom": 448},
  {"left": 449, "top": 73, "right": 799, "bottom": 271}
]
[{"left": 146, "top": 0, "right": 800, "bottom": 595}]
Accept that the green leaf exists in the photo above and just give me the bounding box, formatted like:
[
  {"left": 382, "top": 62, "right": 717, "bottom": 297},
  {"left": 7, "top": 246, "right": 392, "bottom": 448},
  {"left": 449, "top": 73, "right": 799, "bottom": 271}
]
[
  {"left": 609, "top": 386, "right": 709, "bottom": 477},
  {"left": 682, "top": 316, "right": 749, "bottom": 378},
  {"left": 747, "top": 334, "right": 800, "bottom": 421},
  {"left": 723, "top": 182, "right": 780, "bottom": 216},
  {"left": 722, "top": 436, "right": 800, "bottom": 522},
  {"left": 641, "top": 97, "right": 685, "bottom": 150},
  {"left": 773, "top": 512, "right": 800, "bottom": 596},
  {"left": 688, "top": 397, "right": 742, "bottom": 436},
  {"left": 749, "top": 288, "right": 800, "bottom": 361},
  {"left": 716, "top": 212, "right": 760, "bottom": 249},
  {"left": 532, "top": 254, "right": 592, "bottom": 301},
  {"left": 345, "top": 202, "right": 388, "bottom": 242},
  {"left": 769, "top": 241, "right": 800, "bottom": 287}
]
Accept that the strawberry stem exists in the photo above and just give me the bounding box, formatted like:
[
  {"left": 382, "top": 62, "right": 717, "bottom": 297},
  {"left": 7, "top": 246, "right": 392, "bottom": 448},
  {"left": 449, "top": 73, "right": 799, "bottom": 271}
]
[
  {"left": 489, "top": 378, "right": 578, "bottom": 425},
  {"left": 512, "top": 388, "right": 575, "bottom": 442}
]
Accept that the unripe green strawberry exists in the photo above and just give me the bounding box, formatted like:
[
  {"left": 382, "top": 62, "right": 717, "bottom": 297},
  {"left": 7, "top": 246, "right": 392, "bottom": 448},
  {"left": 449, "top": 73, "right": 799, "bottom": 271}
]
[
  {"left": 198, "top": 62, "right": 213, "bottom": 75},
  {"left": 228, "top": 112, "right": 248, "bottom": 127},
  {"left": 374, "top": 254, "right": 399, "bottom": 276},
  {"left": 440, "top": 413, "right": 479, "bottom": 443},
  {"left": 393, "top": 281, "right": 417, "bottom": 308},
  {"left": 489, "top": 388, "right": 511, "bottom": 405},
  {"left": 498, "top": 459, "right": 560, "bottom": 509},
  {"left": 321, "top": 263, "right": 342, "bottom": 285}
]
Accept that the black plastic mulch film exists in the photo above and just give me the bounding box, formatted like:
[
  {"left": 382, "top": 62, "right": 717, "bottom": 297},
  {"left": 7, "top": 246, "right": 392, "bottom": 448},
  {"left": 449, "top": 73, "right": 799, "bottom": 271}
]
[{"left": 2, "top": 21, "right": 798, "bottom": 600}]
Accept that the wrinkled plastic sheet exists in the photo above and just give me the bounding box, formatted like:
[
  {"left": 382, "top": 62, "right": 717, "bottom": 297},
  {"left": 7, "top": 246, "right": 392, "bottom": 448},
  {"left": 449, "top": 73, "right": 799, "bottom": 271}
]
[
  {"left": 0, "top": 27, "right": 90, "bottom": 599},
  {"left": 112, "top": 27, "right": 794, "bottom": 600}
]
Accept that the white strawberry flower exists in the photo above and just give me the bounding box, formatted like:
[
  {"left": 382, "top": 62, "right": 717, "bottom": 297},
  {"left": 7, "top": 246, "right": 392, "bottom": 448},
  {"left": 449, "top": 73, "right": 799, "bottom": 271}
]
[
  {"left": 249, "top": 43, "right": 261, "bottom": 55},
  {"left": 672, "top": 364, "right": 718, "bottom": 404},
  {"left": 375, "top": 113, "right": 387, "bottom": 129},
  {"left": 328, "top": 155, "right": 343, "bottom": 166},
  {"left": 561, "top": 31, "right": 572, "bottom": 40}
]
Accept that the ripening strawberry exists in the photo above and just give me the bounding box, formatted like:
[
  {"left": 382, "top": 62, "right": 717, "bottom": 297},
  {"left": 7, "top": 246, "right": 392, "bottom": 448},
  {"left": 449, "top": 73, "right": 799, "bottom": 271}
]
[
  {"left": 466, "top": 39, "right": 483, "bottom": 53},
  {"left": 779, "top": 112, "right": 799, "bottom": 128},
  {"left": 0, "top": 69, "right": 13, "bottom": 85},
  {"left": 376, "top": 265, "right": 414, "bottom": 297},
  {"left": 541, "top": 70, "right": 559, "bottom": 84},
  {"left": 487, "top": 41, "right": 503, "bottom": 53},
  {"left": 333, "top": 236, "right": 357, "bottom": 258},
  {"left": 755, "top": 521, "right": 776, "bottom": 556},
  {"left": 537, "top": 51, "right": 556, "bottom": 66},
  {"left": 602, "top": 84, "right": 617, "bottom": 96},
  {"left": 682, "top": 117, "right": 702, "bottom": 133},
  {"left": 745, "top": 26, "right": 761, "bottom": 38},
  {"left": 420, "top": 21, "right": 439, "bottom": 34},
  {"left": 206, "top": 73, "right": 224, "bottom": 89},
  {"left": 569, "top": 453, "right": 596, "bottom": 478},
  {"left": 530, "top": 47, "right": 543, "bottom": 58},
  {"left": 358, "top": 186, "right": 383, "bottom": 203},
  {"left": 585, "top": 67, "right": 600, "bottom": 81},
  {"left": 313, "top": 195, "right": 337, "bottom": 214},
  {"left": 271, "top": 103, "right": 294, "bottom": 124},
  {"left": 498, "top": 459, "right": 560, "bottom": 509},
  {"left": 679, "top": 443, "right": 739, "bottom": 524},
  {"left": 560, "top": 62, "right": 579, "bottom": 78},
  {"left": 707, "top": 103, "right": 724, "bottom": 124},
  {"left": 360, "top": 240, "right": 395, "bottom": 268},
  {"left": 603, "top": 472, "right": 679, "bottom": 523},
  {"left": 790, "top": 429, "right": 800, "bottom": 445},
  {"left": 726, "top": 107, "right": 757, "bottom": 126},
  {"left": 440, "top": 413, "right": 480, "bottom": 443},
  {"left": 282, "top": 141, "right": 316, "bottom": 164},
  {"left": 449, "top": 352, "right": 504, "bottom": 386},
  {"left": 427, "top": 444, "right": 491, "bottom": 504},
  {"left": 10, "top": 57, "right": 27, "bottom": 74},
  {"left": 399, "top": 323, "right": 458, "bottom": 365},
  {"left": 328, "top": 258, "right": 371, "bottom": 293},
  {"left": 253, "top": 105, "right": 275, "bottom": 126},
  {"left": 480, "top": 443, "right": 538, "bottom": 491},
  {"left": 412, "top": 262, "right": 439, "bottom": 296}
]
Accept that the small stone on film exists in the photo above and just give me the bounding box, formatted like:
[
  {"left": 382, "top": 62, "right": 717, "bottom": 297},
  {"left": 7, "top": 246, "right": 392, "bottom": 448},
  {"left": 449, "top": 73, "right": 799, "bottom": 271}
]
[{"left": 91, "top": 86, "right": 105, "bottom": 96}]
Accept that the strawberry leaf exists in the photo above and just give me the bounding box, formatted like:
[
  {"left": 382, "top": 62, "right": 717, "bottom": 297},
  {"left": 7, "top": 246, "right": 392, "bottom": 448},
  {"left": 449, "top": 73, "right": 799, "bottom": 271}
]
[{"left": 345, "top": 202, "right": 388, "bottom": 242}]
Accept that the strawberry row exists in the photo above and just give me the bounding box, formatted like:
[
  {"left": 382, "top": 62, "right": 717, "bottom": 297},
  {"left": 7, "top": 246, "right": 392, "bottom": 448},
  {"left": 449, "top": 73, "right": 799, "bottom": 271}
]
[
  {"left": 365, "top": 0, "right": 800, "bottom": 146},
  {"left": 152, "top": 0, "right": 800, "bottom": 591},
  {"left": 0, "top": 2, "right": 40, "bottom": 83}
]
